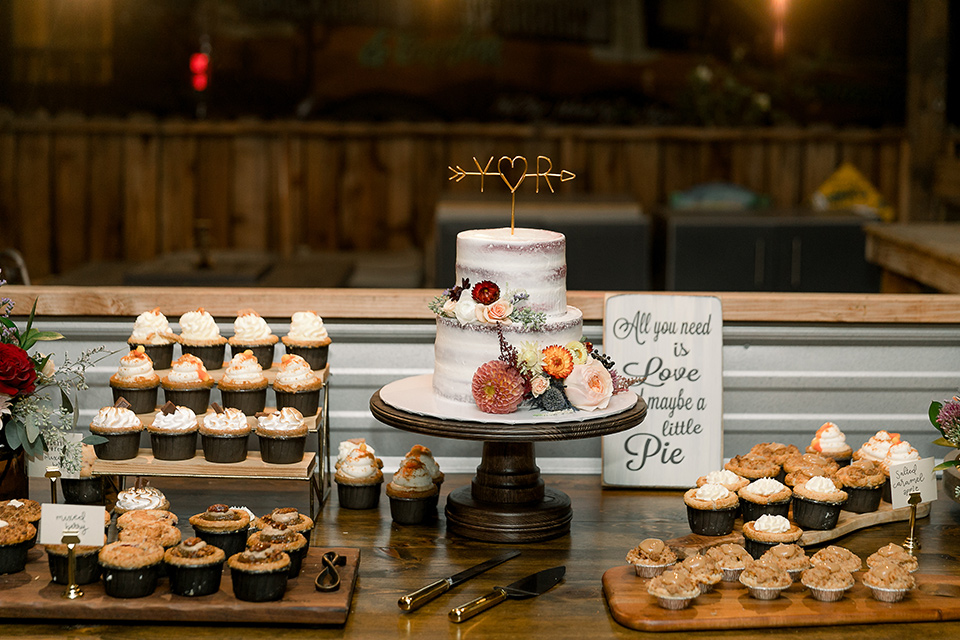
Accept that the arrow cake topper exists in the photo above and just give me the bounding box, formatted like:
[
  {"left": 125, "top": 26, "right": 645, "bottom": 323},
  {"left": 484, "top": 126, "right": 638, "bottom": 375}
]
[{"left": 448, "top": 155, "right": 576, "bottom": 233}]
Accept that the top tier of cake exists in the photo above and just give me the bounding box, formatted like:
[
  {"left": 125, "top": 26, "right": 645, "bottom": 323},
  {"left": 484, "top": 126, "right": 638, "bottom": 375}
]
[{"left": 455, "top": 228, "right": 567, "bottom": 316}]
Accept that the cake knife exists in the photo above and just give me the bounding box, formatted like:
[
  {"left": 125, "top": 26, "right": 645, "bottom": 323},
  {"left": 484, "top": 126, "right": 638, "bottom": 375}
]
[
  {"left": 448, "top": 565, "right": 566, "bottom": 623},
  {"left": 398, "top": 550, "right": 520, "bottom": 611}
]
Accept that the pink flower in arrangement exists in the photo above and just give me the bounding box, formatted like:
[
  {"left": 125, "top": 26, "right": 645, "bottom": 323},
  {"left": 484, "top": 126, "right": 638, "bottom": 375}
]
[
  {"left": 530, "top": 375, "right": 550, "bottom": 397},
  {"left": 472, "top": 360, "right": 526, "bottom": 414},
  {"left": 477, "top": 299, "right": 513, "bottom": 324},
  {"left": 564, "top": 360, "right": 613, "bottom": 411}
]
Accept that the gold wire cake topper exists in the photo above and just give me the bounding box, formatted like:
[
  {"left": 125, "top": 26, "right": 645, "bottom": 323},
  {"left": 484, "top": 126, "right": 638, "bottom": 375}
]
[{"left": 448, "top": 155, "right": 576, "bottom": 233}]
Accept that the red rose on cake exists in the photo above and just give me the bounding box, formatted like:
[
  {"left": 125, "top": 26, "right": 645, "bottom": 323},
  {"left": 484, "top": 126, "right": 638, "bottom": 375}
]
[
  {"left": 564, "top": 360, "right": 614, "bottom": 411},
  {"left": 0, "top": 343, "right": 38, "bottom": 397}
]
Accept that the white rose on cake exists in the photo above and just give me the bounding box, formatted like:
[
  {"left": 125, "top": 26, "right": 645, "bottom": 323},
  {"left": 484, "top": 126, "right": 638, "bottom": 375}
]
[
  {"left": 564, "top": 360, "right": 614, "bottom": 411},
  {"left": 455, "top": 296, "right": 478, "bottom": 325}
]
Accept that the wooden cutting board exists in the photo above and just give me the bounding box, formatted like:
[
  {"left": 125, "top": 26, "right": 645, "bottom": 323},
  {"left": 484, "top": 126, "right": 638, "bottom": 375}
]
[
  {"left": 602, "top": 564, "right": 960, "bottom": 631},
  {"left": 0, "top": 546, "right": 359, "bottom": 626},
  {"left": 667, "top": 500, "right": 931, "bottom": 557}
]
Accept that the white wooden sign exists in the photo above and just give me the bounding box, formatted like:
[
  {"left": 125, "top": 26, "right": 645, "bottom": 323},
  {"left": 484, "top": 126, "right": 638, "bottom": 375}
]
[
  {"left": 601, "top": 294, "right": 723, "bottom": 488},
  {"left": 889, "top": 457, "right": 937, "bottom": 508}
]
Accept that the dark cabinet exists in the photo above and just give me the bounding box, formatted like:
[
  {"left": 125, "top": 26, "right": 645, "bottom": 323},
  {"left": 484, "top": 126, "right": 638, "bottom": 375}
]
[{"left": 659, "top": 210, "right": 882, "bottom": 293}]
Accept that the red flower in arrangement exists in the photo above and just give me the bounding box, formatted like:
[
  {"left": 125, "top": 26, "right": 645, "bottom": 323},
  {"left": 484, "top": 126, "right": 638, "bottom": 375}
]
[
  {"left": 472, "top": 360, "right": 526, "bottom": 414},
  {"left": 541, "top": 345, "right": 574, "bottom": 379},
  {"left": 472, "top": 280, "right": 501, "bottom": 305},
  {"left": 0, "top": 343, "right": 38, "bottom": 397}
]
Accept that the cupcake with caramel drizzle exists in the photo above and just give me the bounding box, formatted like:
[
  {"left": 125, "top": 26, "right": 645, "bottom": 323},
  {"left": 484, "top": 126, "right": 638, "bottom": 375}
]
[
  {"left": 227, "top": 540, "right": 291, "bottom": 602},
  {"left": 164, "top": 537, "right": 227, "bottom": 597},
  {"left": 189, "top": 504, "right": 251, "bottom": 558},
  {"left": 247, "top": 521, "right": 308, "bottom": 577}
]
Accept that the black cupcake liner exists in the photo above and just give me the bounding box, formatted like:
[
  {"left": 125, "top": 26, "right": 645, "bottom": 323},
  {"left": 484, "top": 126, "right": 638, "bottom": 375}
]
[
  {"left": 286, "top": 544, "right": 308, "bottom": 578},
  {"left": 337, "top": 481, "right": 382, "bottom": 510},
  {"left": 193, "top": 527, "right": 250, "bottom": 559},
  {"left": 180, "top": 344, "right": 226, "bottom": 371},
  {"left": 231, "top": 344, "right": 276, "bottom": 370},
  {"left": 389, "top": 495, "right": 433, "bottom": 525},
  {"left": 201, "top": 434, "right": 249, "bottom": 463},
  {"left": 743, "top": 537, "right": 781, "bottom": 560},
  {"left": 258, "top": 435, "right": 306, "bottom": 464},
  {"left": 792, "top": 496, "right": 844, "bottom": 530},
  {"left": 167, "top": 561, "right": 224, "bottom": 597},
  {"left": 740, "top": 498, "right": 791, "bottom": 523},
  {"left": 100, "top": 564, "right": 160, "bottom": 598},
  {"left": 150, "top": 432, "right": 197, "bottom": 461},
  {"left": 882, "top": 478, "right": 892, "bottom": 503},
  {"left": 61, "top": 477, "right": 105, "bottom": 505},
  {"left": 842, "top": 485, "right": 883, "bottom": 513},
  {"left": 163, "top": 387, "right": 211, "bottom": 414},
  {"left": 93, "top": 432, "right": 142, "bottom": 460},
  {"left": 284, "top": 344, "right": 328, "bottom": 371},
  {"left": 47, "top": 550, "right": 101, "bottom": 585},
  {"left": 219, "top": 387, "right": 267, "bottom": 415},
  {"left": 686, "top": 505, "right": 737, "bottom": 536},
  {"left": 230, "top": 566, "right": 289, "bottom": 602},
  {"left": 110, "top": 386, "right": 159, "bottom": 415},
  {"left": 274, "top": 389, "right": 320, "bottom": 417},
  {"left": 0, "top": 541, "right": 30, "bottom": 574},
  {"left": 132, "top": 343, "right": 174, "bottom": 370}
]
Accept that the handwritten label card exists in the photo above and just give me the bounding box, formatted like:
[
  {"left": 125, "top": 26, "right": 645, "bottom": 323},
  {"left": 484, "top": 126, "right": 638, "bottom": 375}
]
[
  {"left": 601, "top": 294, "right": 723, "bottom": 488},
  {"left": 38, "top": 504, "right": 106, "bottom": 547},
  {"left": 889, "top": 457, "right": 937, "bottom": 509}
]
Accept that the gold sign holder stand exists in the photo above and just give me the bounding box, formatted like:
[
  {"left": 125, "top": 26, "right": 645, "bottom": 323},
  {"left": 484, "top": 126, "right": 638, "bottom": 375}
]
[
  {"left": 448, "top": 155, "right": 576, "bottom": 233},
  {"left": 45, "top": 467, "right": 61, "bottom": 504},
  {"left": 903, "top": 491, "right": 922, "bottom": 555},
  {"left": 61, "top": 528, "right": 83, "bottom": 600}
]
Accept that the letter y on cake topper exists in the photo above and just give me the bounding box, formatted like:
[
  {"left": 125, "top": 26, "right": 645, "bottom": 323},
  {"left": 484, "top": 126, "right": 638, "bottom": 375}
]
[{"left": 448, "top": 154, "right": 576, "bottom": 234}]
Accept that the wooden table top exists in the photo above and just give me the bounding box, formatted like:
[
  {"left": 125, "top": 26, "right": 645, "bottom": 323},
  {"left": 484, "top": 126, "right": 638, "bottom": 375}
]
[
  {"left": 864, "top": 223, "right": 960, "bottom": 293},
  {"left": 7, "top": 474, "right": 960, "bottom": 639}
]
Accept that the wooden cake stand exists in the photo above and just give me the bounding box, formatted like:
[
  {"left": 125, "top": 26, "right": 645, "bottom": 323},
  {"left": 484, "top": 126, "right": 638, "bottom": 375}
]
[{"left": 369, "top": 390, "right": 646, "bottom": 543}]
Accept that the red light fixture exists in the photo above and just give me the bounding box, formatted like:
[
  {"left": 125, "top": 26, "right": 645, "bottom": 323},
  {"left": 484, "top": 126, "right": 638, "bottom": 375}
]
[{"left": 190, "top": 52, "right": 210, "bottom": 91}]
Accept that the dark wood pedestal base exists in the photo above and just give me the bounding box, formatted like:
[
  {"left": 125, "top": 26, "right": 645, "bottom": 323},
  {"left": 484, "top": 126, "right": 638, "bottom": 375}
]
[{"left": 444, "top": 441, "right": 572, "bottom": 543}]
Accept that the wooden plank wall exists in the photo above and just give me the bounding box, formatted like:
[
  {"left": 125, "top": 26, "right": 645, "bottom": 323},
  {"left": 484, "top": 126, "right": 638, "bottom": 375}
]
[{"left": 0, "top": 116, "right": 907, "bottom": 280}]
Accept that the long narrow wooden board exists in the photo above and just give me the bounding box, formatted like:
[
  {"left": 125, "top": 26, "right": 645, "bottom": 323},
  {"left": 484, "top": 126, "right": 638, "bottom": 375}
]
[
  {"left": 667, "top": 500, "right": 932, "bottom": 557},
  {"left": 0, "top": 547, "right": 359, "bottom": 626},
  {"left": 93, "top": 450, "right": 317, "bottom": 480},
  {"left": 602, "top": 565, "right": 960, "bottom": 632}
]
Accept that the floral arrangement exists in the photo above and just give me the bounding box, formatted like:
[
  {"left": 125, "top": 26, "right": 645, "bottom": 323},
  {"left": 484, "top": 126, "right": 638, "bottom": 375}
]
[
  {"left": 0, "top": 276, "right": 105, "bottom": 473},
  {"left": 429, "top": 278, "right": 545, "bottom": 330},
  {"left": 929, "top": 395, "right": 960, "bottom": 470},
  {"left": 471, "top": 326, "right": 641, "bottom": 415}
]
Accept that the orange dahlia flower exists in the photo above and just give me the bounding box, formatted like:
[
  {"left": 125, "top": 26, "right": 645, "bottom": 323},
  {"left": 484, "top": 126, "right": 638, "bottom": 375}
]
[{"left": 541, "top": 345, "right": 574, "bottom": 379}]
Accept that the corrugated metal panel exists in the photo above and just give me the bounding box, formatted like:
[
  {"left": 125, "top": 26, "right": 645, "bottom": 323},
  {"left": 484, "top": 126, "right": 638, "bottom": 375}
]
[{"left": 31, "top": 319, "right": 960, "bottom": 472}]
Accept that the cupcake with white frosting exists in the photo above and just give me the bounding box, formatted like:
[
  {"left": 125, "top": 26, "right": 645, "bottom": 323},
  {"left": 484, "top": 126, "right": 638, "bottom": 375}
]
[
  {"left": 682, "top": 483, "right": 739, "bottom": 536},
  {"left": 386, "top": 458, "right": 440, "bottom": 525},
  {"left": 228, "top": 310, "right": 278, "bottom": 370},
  {"left": 696, "top": 469, "right": 749, "bottom": 493},
  {"left": 218, "top": 351, "right": 268, "bottom": 415},
  {"left": 806, "top": 422, "right": 853, "bottom": 466},
  {"left": 90, "top": 405, "right": 144, "bottom": 460},
  {"left": 109, "top": 347, "right": 161, "bottom": 414},
  {"left": 127, "top": 308, "right": 178, "bottom": 369},
  {"left": 337, "top": 438, "right": 377, "bottom": 469},
  {"left": 114, "top": 486, "right": 170, "bottom": 515},
  {"left": 147, "top": 402, "right": 198, "bottom": 460},
  {"left": 178, "top": 308, "right": 227, "bottom": 370},
  {"left": 272, "top": 354, "right": 323, "bottom": 417},
  {"left": 403, "top": 444, "right": 444, "bottom": 510},
  {"left": 741, "top": 514, "right": 803, "bottom": 559},
  {"left": 161, "top": 354, "right": 215, "bottom": 414},
  {"left": 335, "top": 443, "right": 384, "bottom": 509},
  {"left": 738, "top": 477, "right": 792, "bottom": 521},
  {"left": 281, "top": 311, "right": 332, "bottom": 371},
  {"left": 853, "top": 430, "right": 901, "bottom": 463},
  {"left": 255, "top": 407, "right": 308, "bottom": 464},
  {"left": 199, "top": 406, "right": 251, "bottom": 463},
  {"left": 792, "top": 475, "right": 847, "bottom": 530}
]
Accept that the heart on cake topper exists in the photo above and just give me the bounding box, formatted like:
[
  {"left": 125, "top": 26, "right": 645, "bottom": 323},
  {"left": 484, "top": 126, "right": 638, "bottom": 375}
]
[{"left": 498, "top": 156, "right": 528, "bottom": 193}]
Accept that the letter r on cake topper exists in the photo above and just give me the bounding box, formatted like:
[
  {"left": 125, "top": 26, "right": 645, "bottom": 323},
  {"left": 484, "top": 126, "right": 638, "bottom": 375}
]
[{"left": 448, "top": 155, "right": 576, "bottom": 233}]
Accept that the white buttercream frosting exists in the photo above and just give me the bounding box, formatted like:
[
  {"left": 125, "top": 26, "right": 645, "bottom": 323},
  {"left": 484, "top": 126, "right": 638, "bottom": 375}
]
[
  {"left": 337, "top": 446, "right": 380, "bottom": 480},
  {"left": 166, "top": 354, "right": 209, "bottom": 384},
  {"left": 694, "top": 483, "right": 731, "bottom": 502},
  {"left": 256, "top": 407, "right": 304, "bottom": 433},
  {"left": 130, "top": 309, "right": 175, "bottom": 345},
  {"left": 201, "top": 408, "right": 250, "bottom": 436},
  {"left": 390, "top": 459, "right": 434, "bottom": 491},
  {"left": 812, "top": 422, "right": 848, "bottom": 453},
  {"left": 275, "top": 354, "right": 317, "bottom": 389},
  {"left": 233, "top": 311, "right": 273, "bottom": 342},
  {"left": 745, "top": 478, "right": 787, "bottom": 496},
  {"left": 92, "top": 407, "right": 141, "bottom": 432},
  {"left": 287, "top": 311, "right": 328, "bottom": 342},
  {"left": 705, "top": 470, "right": 742, "bottom": 485},
  {"left": 152, "top": 406, "right": 198, "bottom": 433},
  {"left": 753, "top": 514, "right": 791, "bottom": 533},
  {"left": 113, "top": 349, "right": 157, "bottom": 382},
  {"left": 338, "top": 439, "right": 374, "bottom": 463},
  {"left": 221, "top": 352, "right": 265, "bottom": 385},
  {"left": 805, "top": 476, "right": 840, "bottom": 493},
  {"left": 884, "top": 441, "right": 920, "bottom": 468},
  {"left": 857, "top": 431, "right": 900, "bottom": 462},
  {"left": 179, "top": 308, "right": 222, "bottom": 342}
]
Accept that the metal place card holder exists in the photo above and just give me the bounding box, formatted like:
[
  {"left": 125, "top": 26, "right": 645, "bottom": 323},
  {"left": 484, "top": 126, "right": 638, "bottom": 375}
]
[
  {"left": 61, "top": 528, "right": 83, "bottom": 600},
  {"left": 904, "top": 491, "right": 922, "bottom": 554},
  {"left": 45, "top": 467, "right": 60, "bottom": 504}
]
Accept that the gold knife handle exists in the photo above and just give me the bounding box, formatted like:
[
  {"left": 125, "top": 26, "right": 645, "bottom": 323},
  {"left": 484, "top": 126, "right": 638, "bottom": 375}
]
[
  {"left": 448, "top": 588, "right": 508, "bottom": 623},
  {"left": 398, "top": 579, "right": 450, "bottom": 611}
]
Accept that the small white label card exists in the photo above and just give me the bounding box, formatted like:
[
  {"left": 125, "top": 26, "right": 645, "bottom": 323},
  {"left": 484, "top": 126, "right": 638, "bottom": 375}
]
[
  {"left": 38, "top": 504, "right": 106, "bottom": 547},
  {"left": 889, "top": 457, "right": 937, "bottom": 509},
  {"left": 601, "top": 294, "right": 723, "bottom": 488}
]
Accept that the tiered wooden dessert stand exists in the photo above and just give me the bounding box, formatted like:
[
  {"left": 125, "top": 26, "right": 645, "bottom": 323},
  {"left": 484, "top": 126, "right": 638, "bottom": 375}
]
[
  {"left": 94, "top": 363, "right": 332, "bottom": 518},
  {"left": 369, "top": 390, "right": 646, "bottom": 543}
]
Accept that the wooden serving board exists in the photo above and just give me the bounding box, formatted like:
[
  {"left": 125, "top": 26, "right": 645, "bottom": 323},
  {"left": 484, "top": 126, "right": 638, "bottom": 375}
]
[
  {"left": 0, "top": 546, "right": 359, "bottom": 626},
  {"left": 93, "top": 449, "right": 317, "bottom": 479},
  {"left": 602, "top": 564, "right": 960, "bottom": 631},
  {"left": 668, "top": 500, "right": 932, "bottom": 557}
]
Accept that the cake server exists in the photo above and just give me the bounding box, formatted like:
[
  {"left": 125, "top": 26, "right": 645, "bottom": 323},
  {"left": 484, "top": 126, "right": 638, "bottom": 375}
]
[
  {"left": 448, "top": 565, "right": 565, "bottom": 623},
  {"left": 398, "top": 550, "right": 521, "bottom": 611}
]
